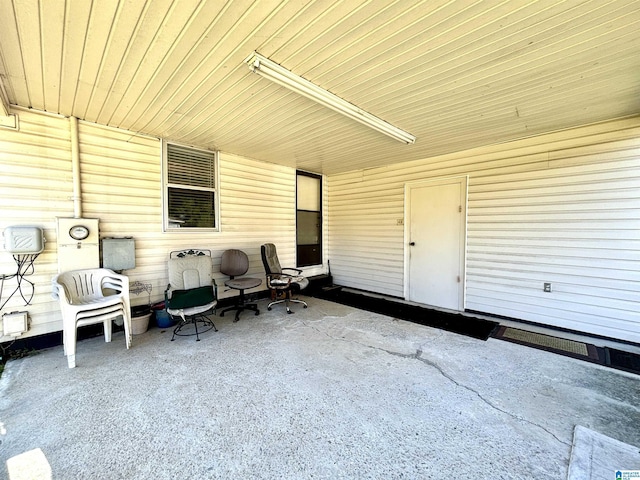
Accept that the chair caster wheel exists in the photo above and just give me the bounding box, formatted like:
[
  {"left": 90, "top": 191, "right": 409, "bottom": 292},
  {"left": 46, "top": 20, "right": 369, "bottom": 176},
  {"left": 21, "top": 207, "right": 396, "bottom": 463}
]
[
  {"left": 268, "top": 307, "right": 272, "bottom": 311},
  {"left": 287, "top": 310, "right": 293, "bottom": 314},
  {"left": 255, "top": 310, "right": 260, "bottom": 315},
  {"left": 220, "top": 312, "right": 225, "bottom": 317},
  {"left": 303, "top": 305, "right": 308, "bottom": 308}
]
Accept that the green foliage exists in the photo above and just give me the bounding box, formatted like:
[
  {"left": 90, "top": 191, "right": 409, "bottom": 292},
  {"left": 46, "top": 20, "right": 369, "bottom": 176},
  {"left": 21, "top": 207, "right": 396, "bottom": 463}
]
[{"left": 0, "top": 346, "right": 39, "bottom": 378}]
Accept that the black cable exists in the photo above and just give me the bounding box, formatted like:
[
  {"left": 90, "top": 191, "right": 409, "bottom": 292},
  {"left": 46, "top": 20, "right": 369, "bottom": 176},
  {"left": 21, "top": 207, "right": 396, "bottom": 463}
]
[
  {"left": 15, "top": 254, "right": 37, "bottom": 305},
  {"left": 0, "top": 253, "right": 39, "bottom": 311}
]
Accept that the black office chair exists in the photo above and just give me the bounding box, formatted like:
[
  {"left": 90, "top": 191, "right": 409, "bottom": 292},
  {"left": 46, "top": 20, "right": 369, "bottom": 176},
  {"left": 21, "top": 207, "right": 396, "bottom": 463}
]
[
  {"left": 165, "top": 249, "right": 218, "bottom": 341},
  {"left": 261, "top": 243, "right": 308, "bottom": 314},
  {"left": 219, "top": 249, "right": 261, "bottom": 322}
]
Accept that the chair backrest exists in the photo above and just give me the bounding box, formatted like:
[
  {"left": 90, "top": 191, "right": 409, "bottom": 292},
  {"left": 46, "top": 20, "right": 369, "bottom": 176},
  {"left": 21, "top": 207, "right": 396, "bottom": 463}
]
[
  {"left": 220, "top": 249, "right": 249, "bottom": 278},
  {"left": 53, "top": 268, "right": 127, "bottom": 304},
  {"left": 168, "top": 255, "right": 213, "bottom": 290},
  {"left": 261, "top": 243, "right": 282, "bottom": 275}
]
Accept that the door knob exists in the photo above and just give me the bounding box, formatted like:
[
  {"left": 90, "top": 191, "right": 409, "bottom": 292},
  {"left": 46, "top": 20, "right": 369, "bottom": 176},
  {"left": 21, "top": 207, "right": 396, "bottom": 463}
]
[{"left": 409, "top": 242, "right": 415, "bottom": 246}]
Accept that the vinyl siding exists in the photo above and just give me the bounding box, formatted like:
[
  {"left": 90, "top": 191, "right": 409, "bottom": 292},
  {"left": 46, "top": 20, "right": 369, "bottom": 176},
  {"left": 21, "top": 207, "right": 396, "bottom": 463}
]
[
  {"left": 327, "top": 117, "right": 640, "bottom": 343},
  {"left": 0, "top": 107, "right": 301, "bottom": 340},
  {"left": 0, "top": 109, "right": 71, "bottom": 338},
  {"left": 2, "top": 106, "right": 637, "bottom": 343}
]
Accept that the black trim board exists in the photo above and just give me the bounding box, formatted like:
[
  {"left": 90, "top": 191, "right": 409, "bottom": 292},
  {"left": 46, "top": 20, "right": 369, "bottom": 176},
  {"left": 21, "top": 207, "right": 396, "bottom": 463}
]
[{"left": 309, "top": 286, "right": 498, "bottom": 341}]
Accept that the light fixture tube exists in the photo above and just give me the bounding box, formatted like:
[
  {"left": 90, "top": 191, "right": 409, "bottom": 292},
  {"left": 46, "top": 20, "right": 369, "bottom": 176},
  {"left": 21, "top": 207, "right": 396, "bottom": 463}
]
[{"left": 245, "top": 52, "right": 416, "bottom": 144}]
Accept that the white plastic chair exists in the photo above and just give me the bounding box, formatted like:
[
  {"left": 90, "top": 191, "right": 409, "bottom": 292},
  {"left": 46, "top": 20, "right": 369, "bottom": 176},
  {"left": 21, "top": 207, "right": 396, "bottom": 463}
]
[{"left": 52, "top": 268, "right": 132, "bottom": 368}]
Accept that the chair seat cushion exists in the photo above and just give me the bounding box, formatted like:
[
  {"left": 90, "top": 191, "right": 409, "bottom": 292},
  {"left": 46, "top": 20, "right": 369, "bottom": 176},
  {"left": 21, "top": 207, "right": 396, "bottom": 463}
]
[
  {"left": 225, "top": 277, "right": 262, "bottom": 290},
  {"left": 168, "top": 286, "right": 215, "bottom": 309}
]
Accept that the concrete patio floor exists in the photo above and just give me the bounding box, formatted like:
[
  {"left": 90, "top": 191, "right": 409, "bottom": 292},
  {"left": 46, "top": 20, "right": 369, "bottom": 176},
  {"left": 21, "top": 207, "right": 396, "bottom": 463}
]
[{"left": 1, "top": 296, "right": 639, "bottom": 479}]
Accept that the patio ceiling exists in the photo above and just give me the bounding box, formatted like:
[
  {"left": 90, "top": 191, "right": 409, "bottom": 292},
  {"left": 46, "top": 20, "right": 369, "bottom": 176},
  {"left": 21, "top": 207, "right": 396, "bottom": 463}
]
[{"left": 0, "top": 0, "right": 639, "bottom": 175}]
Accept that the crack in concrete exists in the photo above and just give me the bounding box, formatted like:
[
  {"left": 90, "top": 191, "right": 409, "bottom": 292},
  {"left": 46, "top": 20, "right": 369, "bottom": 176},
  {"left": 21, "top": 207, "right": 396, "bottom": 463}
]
[
  {"left": 382, "top": 345, "right": 571, "bottom": 447},
  {"left": 304, "top": 320, "right": 569, "bottom": 446}
]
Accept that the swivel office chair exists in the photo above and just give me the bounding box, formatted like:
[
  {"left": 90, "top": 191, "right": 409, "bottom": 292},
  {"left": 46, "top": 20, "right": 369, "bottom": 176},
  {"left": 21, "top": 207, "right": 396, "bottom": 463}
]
[
  {"left": 219, "top": 249, "right": 261, "bottom": 322},
  {"left": 261, "top": 243, "right": 308, "bottom": 314}
]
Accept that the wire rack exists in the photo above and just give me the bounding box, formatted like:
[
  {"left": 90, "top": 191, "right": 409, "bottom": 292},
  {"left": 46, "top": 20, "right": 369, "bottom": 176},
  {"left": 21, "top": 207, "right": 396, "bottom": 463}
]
[{"left": 130, "top": 280, "right": 152, "bottom": 305}]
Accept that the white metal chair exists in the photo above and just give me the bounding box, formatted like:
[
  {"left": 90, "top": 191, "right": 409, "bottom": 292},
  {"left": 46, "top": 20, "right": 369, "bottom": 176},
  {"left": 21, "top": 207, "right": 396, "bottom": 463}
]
[
  {"left": 52, "top": 268, "right": 132, "bottom": 368},
  {"left": 165, "top": 249, "right": 218, "bottom": 341}
]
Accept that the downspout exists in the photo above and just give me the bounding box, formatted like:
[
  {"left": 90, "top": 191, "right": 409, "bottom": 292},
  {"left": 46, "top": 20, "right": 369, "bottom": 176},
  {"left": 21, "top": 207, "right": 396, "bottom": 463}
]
[
  {"left": 69, "top": 116, "right": 82, "bottom": 218},
  {"left": 0, "top": 95, "right": 8, "bottom": 117},
  {"left": 0, "top": 88, "right": 17, "bottom": 128},
  {"left": 0, "top": 81, "right": 10, "bottom": 116}
]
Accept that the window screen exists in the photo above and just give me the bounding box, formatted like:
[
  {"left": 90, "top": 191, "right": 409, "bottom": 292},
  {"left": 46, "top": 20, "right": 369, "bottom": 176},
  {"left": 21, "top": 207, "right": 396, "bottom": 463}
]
[{"left": 165, "top": 143, "right": 218, "bottom": 230}]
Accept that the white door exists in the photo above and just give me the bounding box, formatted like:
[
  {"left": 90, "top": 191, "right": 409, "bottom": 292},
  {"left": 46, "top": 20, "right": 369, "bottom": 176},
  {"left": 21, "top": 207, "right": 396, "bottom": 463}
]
[{"left": 406, "top": 177, "right": 466, "bottom": 310}]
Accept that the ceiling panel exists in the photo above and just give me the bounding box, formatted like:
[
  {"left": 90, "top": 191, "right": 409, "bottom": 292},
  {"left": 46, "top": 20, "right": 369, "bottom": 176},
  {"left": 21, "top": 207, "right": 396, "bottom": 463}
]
[{"left": 0, "top": 0, "right": 639, "bottom": 175}]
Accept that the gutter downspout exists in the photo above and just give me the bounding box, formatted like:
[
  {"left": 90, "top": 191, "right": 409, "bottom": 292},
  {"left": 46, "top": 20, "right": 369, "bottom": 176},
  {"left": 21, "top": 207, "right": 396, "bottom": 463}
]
[
  {"left": 70, "top": 116, "right": 82, "bottom": 218},
  {"left": 0, "top": 83, "right": 10, "bottom": 116},
  {"left": 0, "top": 96, "right": 9, "bottom": 117}
]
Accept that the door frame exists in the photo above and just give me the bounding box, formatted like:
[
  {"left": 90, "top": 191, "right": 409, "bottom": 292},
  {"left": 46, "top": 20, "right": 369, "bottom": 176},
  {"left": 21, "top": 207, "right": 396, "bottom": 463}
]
[{"left": 403, "top": 176, "right": 468, "bottom": 310}]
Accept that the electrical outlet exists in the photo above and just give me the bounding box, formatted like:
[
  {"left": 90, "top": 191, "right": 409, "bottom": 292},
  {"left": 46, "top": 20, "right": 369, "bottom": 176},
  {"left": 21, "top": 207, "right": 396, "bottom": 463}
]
[
  {"left": 544, "top": 283, "right": 552, "bottom": 293},
  {"left": 3, "top": 311, "right": 28, "bottom": 336}
]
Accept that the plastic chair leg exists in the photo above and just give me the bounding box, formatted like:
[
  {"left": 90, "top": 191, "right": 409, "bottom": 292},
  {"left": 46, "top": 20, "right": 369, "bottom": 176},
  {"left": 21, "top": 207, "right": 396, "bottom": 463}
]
[
  {"left": 104, "top": 318, "right": 112, "bottom": 343},
  {"left": 66, "top": 324, "right": 78, "bottom": 369},
  {"left": 122, "top": 309, "right": 132, "bottom": 349}
]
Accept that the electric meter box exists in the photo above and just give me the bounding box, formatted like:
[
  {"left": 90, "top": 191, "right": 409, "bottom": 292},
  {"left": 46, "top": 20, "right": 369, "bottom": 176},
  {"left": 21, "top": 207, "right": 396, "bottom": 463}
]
[
  {"left": 3, "top": 226, "right": 45, "bottom": 254},
  {"left": 56, "top": 218, "right": 99, "bottom": 272}
]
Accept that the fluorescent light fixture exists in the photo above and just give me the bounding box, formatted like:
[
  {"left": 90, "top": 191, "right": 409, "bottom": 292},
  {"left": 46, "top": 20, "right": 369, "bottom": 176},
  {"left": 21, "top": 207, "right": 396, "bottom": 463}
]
[{"left": 245, "top": 52, "right": 416, "bottom": 144}]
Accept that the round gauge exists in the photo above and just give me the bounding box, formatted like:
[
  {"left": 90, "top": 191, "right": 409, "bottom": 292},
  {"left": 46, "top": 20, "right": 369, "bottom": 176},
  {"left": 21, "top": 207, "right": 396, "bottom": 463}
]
[{"left": 69, "top": 225, "right": 90, "bottom": 241}]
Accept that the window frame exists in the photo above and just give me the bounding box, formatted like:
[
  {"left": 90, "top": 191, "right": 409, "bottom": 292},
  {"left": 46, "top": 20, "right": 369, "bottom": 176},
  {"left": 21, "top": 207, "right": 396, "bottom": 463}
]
[
  {"left": 296, "top": 170, "right": 323, "bottom": 267},
  {"left": 162, "top": 140, "right": 220, "bottom": 233}
]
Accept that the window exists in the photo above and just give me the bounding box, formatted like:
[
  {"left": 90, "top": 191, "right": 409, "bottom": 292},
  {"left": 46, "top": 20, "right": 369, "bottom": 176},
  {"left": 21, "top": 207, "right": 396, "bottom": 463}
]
[
  {"left": 163, "top": 142, "right": 219, "bottom": 231},
  {"left": 296, "top": 171, "right": 322, "bottom": 266}
]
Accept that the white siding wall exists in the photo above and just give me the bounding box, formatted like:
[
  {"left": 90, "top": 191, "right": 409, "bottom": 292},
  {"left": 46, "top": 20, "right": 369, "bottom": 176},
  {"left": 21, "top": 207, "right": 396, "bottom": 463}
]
[
  {"left": 328, "top": 117, "right": 640, "bottom": 343},
  {"left": 0, "top": 109, "right": 71, "bottom": 338},
  {"left": 2, "top": 107, "right": 638, "bottom": 343},
  {"left": 0, "top": 108, "right": 299, "bottom": 340}
]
